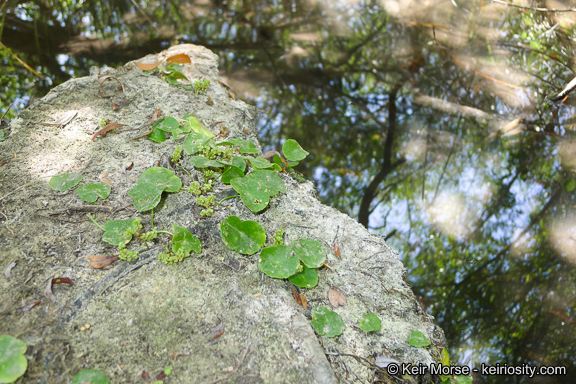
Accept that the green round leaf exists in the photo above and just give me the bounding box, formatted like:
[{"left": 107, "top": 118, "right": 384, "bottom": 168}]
[
  {"left": 221, "top": 167, "right": 244, "bottom": 184},
  {"left": 183, "top": 115, "right": 214, "bottom": 138},
  {"left": 288, "top": 265, "right": 318, "bottom": 288},
  {"left": 183, "top": 134, "right": 213, "bottom": 155},
  {"left": 147, "top": 128, "right": 166, "bottom": 143},
  {"left": 454, "top": 375, "right": 473, "bottom": 384},
  {"left": 128, "top": 183, "right": 163, "bottom": 212},
  {"left": 230, "top": 170, "right": 286, "bottom": 213},
  {"left": 49, "top": 173, "right": 83, "bottom": 192},
  {"left": 291, "top": 239, "right": 326, "bottom": 268},
  {"left": 153, "top": 116, "right": 179, "bottom": 133},
  {"left": 282, "top": 139, "right": 309, "bottom": 161},
  {"left": 358, "top": 313, "right": 381, "bottom": 332},
  {"left": 77, "top": 183, "right": 111, "bottom": 203},
  {"left": 0, "top": 335, "right": 27, "bottom": 384},
  {"left": 102, "top": 218, "right": 139, "bottom": 246},
  {"left": 138, "top": 167, "right": 182, "bottom": 192},
  {"left": 564, "top": 179, "right": 576, "bottom": 192},
  {"left": 220, "top": 215, "right": 266, "bottom": 255},
  {"left": 171, "top": 224, "right": 202, "bottom": 255},
  {"left": 189, "top": 155, "right": 225, "bottom": 168},
  {"left": 311, "top": 306, "right": 345, "bottom": 337},
  {"left": 248, "top": 157, "right": 275, "bottom": 170},
  {"left": 408, "top": 331, "right": 431, "bottom": 347},
  {"left": 218, "top": 139, "right": 258, "bottom": 154},
  {"left": 71, "top": 369, "right": 110, "bottom": 384},
  {"left": 258, "top": 245, "right": 300, "bottom": 279}
]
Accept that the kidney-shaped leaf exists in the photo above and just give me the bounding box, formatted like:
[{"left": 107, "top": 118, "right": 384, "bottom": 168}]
[
  {"left": 102, "top": 218, "right": 140, "bottom": 246},
  {"left": 72, "top": 369, "right": 110, "bottom": 384},
  {"left": 311, "top": 306, "right": 345, "bottom": 337},
  {"left": 171, "top": 224, "right": 201, "bottom": 255},
  {"left": 77, "top": 182, "right": 111, "bottom": 203},
  {"left": 218, "top": 138, "right": 258, "bottom": 154},
  {"left": 408, "top": 331, "right": 431, "bottom": 347},
  {"left": 153, "top": 116, "right": 179, "bottom": 133},
  {"left": 258, "top": 245, "right": 300, "bottom": 279},
  {"left": 0, "top": 335, "right": 27, "bottom": 383},
  {"left": 288, "top": 265, "right": 318, "bottom": 288},
  {"left": 291, "top": 239, "right": 326, "bottom": 268},
  {"left": 138, "top": 167, "right": 182, "bottom": 192},
  {"left": 358, "top": 313, "right": 381, "bottom": 332},
  {"left": 189, "top": 155, "right": 225, "bottom": 169},
  {"left": 231, "top": 170, "right": 286, "bottom": 213},
  {"left": 49, "top": 173, "right": 83, "bottom": 192},
  {"left": 220, "top": 215, "right": 266, "bottom": 255},
  {"left": 283, "top": 139, "right": 309, "bottom": 162},
  {"left": 128, "top": 182, "right": 163, "bottom": 212}
]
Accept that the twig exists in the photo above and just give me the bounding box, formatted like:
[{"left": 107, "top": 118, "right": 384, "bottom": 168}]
[{"left": 1, "top": 103, "right": 13, "bottom": 123}]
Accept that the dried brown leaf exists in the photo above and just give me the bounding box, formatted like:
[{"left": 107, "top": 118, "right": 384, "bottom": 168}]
[
  {"left": 22, "top": 299, "right": 41, "bottom": 312},
  {"left": 291, "top": 285, "right": 302, "bottom": 306},
  {"left": 87, "top": 254, "right": 119, "bottom": 269},
  {"left": 300, "top": 294, "right": 308, "bottom": 309},
  {"left": 92, "top": 122, "right": 125, "bottom": 141},
  {"left": 166, "top": 53, "right": 192, "bottom": 65},
  {"left": 332, "top": 242, "right": 341, "bottom": 259},
  {"left": 328, "top": 286, "right": 347, "bottom": 308},
  {"left": 99, "top": 171, "right": 115, "bottom": 188},
  {"left": 135, "top": 61, "right": 162, "bottom": 71},
  {"left": 52, "top": 277, "right": 74, "bottom": 285}
]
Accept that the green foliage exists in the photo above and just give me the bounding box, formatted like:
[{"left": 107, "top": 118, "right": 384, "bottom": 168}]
[
  {"left": 408, "top": 331, "right": 431, "bottom": 347},
  {"left": 220, "top": 215, "right": 266, "bottom": 255},
  {"left": 193, "top": 79, "right": 210, "bottom": 95},
  {"left": 197, "top": 195, "right": 215, "bottom": 217},
  {"left": 218, "top": 139, "right": 258, "bottom": 154},
  {"left": 288, "top": 265, "right": 318, "bottom": 288},
  {"left": 257, "top": 245, "right": 300, "bottom": 278},
  {"left": 102, "top": 218, "right": 141, "bottom": 246},
  {"left": 129, "top": 167, "right": 182, "bottom": 212},
  {"left": 71, "top": 369, "right": 110, "bottom": 384},
  {"left": 0, "top": 335, "right": 27, "bottom": 384},
  {"left": 311, "top": 306, "right": 345, "bottom": 337},
  {"left": 290, "top": 239, "right": 325, "bottom": 268},
  {"left": 230, "top": 170, "right": 286, "bottom": 213},
  {"left": 158, "top": 224, "right": 201, "bottom": 264},
  {"left": 49, "top": 173, "right": 83, "bottom": 192},
  {"left": 358, "top": 313, "right": 381, "bottom": 332},
  {"left": 190, "top": 155, "right": 226, "bottom": 169},
  {"left": 282, "top": 139, "right": 309, "bottom": 162},
  {"left": 77, "top": 183, "right": 111, "bottom": 203},
  {"left": 272, "top": 228, "right": 284, "bottom": 246},
  {"left": 187, "top": 181, "right": 202, "bottom": 196},
  {"left": 147, "top": 127, "right": 166, "bottom": 142}
]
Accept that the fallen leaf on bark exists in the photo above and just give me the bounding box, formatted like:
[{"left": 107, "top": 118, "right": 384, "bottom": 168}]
[
  {"left": 87, "top": 254, "right": 119, "bottom": 269},
  {"left": 99, "top": 171, "right": 115, "bottom": 188},
  {"left": 328, "top": 286, "right": 347, "bottom": 307},
  {"left": 52, "top": 277, "right": 74, "bottom": 285},
  {"left": 92, "top": 122, "right": 125, "bottom": 141}
]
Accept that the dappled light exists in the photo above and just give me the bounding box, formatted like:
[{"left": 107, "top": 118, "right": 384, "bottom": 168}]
[
  {"left": 427, "top": 192, "right": 478, "bottom": 240},
  {"left": 2, "top": 0, "right": 576, "bottom": 381},
  {"left": 548, "top": 216, "right": 576, "bottom": 265}
]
